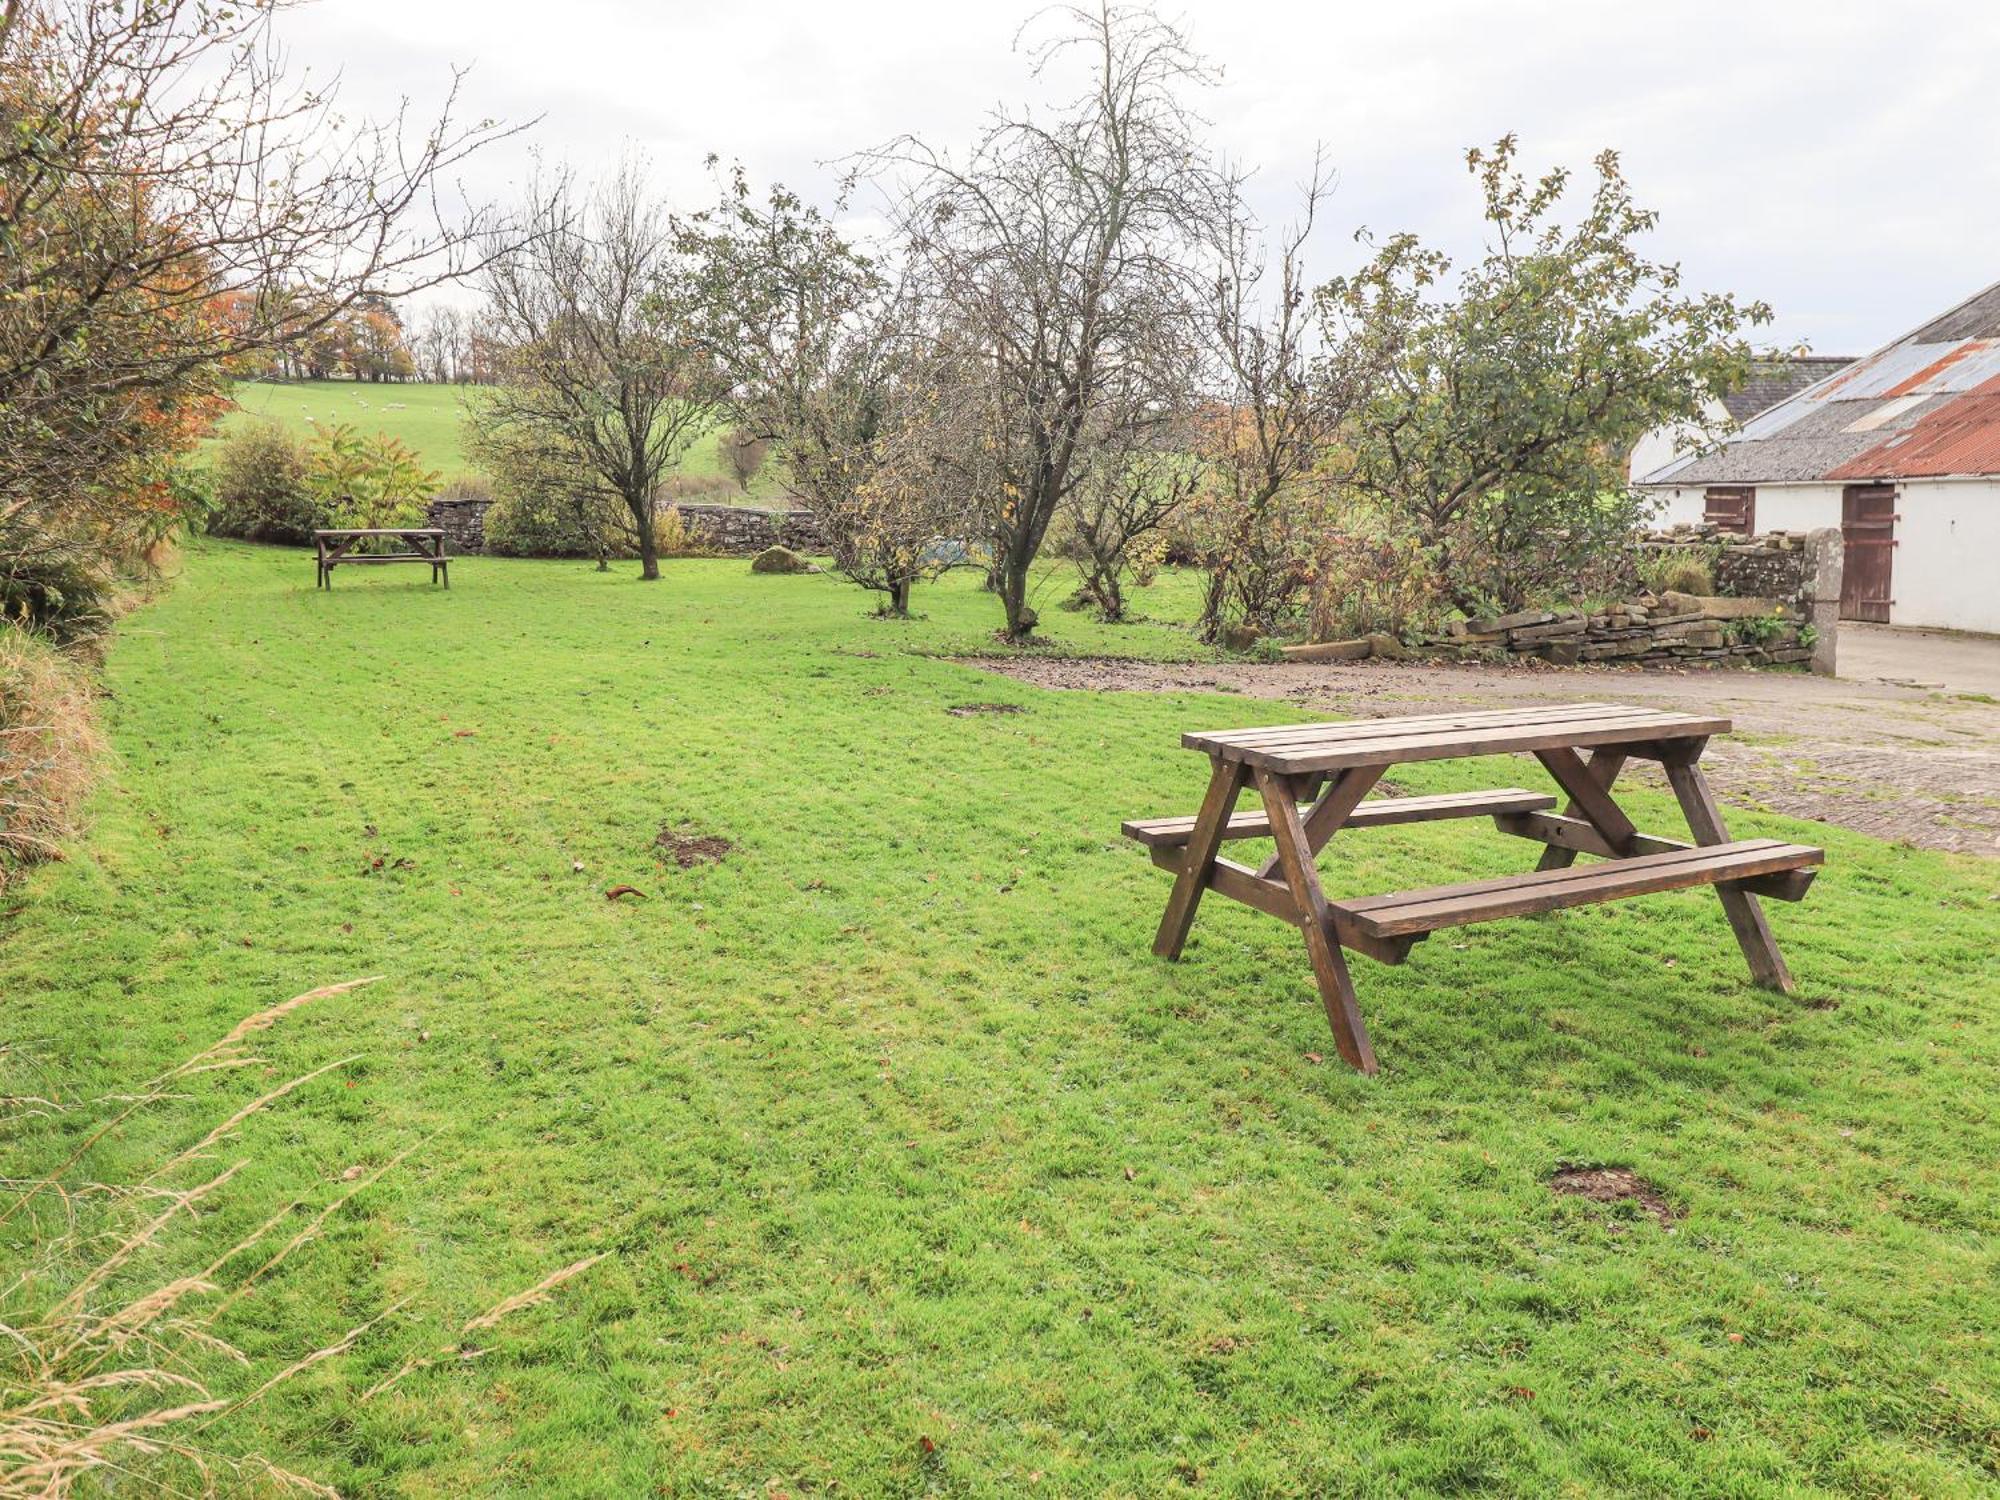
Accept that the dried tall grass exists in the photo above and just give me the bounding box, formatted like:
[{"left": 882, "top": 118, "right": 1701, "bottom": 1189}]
[
  {"left": 0, "top": 625, "right": 103, "bottom": 893},
  {"left": 0, "top": 978, "right": 607, "bottom": 1497}
]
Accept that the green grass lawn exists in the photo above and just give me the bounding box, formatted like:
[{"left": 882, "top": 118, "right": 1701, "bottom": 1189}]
[
  {"left": 218, "top": 380, "right": 794, "bottom": 500},
  {"left": 4, "top": 543, "right": 1996, "bottom": 1496}
]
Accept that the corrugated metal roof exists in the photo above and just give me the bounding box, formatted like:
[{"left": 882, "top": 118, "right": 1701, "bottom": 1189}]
[
  {"left": 1638, "top": 278, "right": 2000, "bottom": 486},
  {"left": 1826, "top": 376, "right": 2000, "bottom": 480}
]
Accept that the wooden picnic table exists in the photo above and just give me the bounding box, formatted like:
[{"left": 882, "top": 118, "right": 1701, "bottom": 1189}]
[
  {"left": 1123, "top": 703, "right": 1824, "bottom": 1074},
  {"left": 314, "top": 528, "right": 449, "bottom": 589}
]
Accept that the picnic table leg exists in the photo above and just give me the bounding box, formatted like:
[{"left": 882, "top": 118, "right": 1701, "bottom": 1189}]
[
  {"left": 1151, "top": 756, "right": 1247, "bottom": 960},
  {"left": 1533, "top": 749, "right": 1625, "bottom": 869},
  {"left": 1255, "top": 766, "right": 1377, "bottom": 1075},
  {"left": 1533, "top": 747, "right": 1638, "bottom": 859},
  {"left": 1255, "top": 765, "right": 1385, "bottom": 878},
  {"left": 1664, "top": 754, "right": 1794, "bottom": 993}
]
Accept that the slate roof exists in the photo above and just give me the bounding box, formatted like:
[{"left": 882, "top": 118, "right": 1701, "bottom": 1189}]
[
  {"left": 1640, "top": 280, "right": 2000, "bottom": 486},
  {"left": 1720, "top": 356, "right": 1855, "bottom": 422}
]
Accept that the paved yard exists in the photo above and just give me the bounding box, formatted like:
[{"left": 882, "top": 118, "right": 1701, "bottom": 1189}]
[
  {"left": 978, "top": 646, "right": 2000, "bottom": 856},
  {"left": 1839, "top": 621, "right": 2000, "bottom": 696}
]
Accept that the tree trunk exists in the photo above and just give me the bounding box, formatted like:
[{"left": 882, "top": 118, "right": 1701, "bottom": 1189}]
[
  {"left": 1197, "top": 568, "right": 1229, "bottom": 643},
  {"left": 630, "top": 494, "right": 660, "bottom": 581},
  {"left": 887, "top": 576, "right": 912, "bottom": 616},
  {"left": 999, "top": 548, "right": 1036, "bottom": 639}
]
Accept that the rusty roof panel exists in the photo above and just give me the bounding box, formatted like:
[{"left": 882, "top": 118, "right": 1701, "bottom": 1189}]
[
  {"left": 1825, "top": 379, "right": 2000, "bottom": 480},
  {"left": 1883, "top": 339, "right": 1994, "bottom": 397}
]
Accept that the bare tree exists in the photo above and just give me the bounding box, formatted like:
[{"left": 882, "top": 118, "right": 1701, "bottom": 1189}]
[
  {"left": 472, "top": 162, "right": 730, "bottom": 581},
  {"left": 865, "top": 3, "right": 1237, "bottom": 639},
  {"left": 1188, "top": 157, "right": 1376, "bottom": 642},
  {"left": 1063, "top": 409, "right": 1203, "bottom": 622},
  {"left": 717, "top": 427, "right": 772, "bottom": 492}
]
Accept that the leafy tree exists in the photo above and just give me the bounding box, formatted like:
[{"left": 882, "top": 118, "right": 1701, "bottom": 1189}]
[
  {"left": 1325, "top": 136, "right": 1771, "bottom": 615},
  {"left": 692, "top": 171, "right": 962, "bottom": 616},
  {"left": 0, "top": 0, "right": 517, "bottom": 625},
  {"left": 474, "top": 162, "right": 731, "bottom": 581}
]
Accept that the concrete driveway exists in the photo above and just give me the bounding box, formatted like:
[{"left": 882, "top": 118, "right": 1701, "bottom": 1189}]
[{"left": 1838, "top": 622, "right": 2000, "bottom": 697}]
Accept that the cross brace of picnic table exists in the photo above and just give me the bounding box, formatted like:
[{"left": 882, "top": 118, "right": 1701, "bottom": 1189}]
[{"left": 1123, "top": 704, "right": 1824, "bottom": 1074}]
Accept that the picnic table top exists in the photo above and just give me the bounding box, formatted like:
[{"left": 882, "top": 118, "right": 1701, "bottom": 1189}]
[
  {"left": 314, "top": 527, "right": 444, "bottom": 538},
  {"left": 1183, "top": 702, "right": 1732, "bottom": 773}
]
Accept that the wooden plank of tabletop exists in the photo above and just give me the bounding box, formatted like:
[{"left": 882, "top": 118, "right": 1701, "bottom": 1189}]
[
  {"left": 1184, "top": 702, "right": 1633, "bottom": 749},
  {"left": 1183, "top": 706, "right": 1723, "bottom": 759},
  {"left": 1187, "top": 703, "right": 1665, "bottom": 753},
  {"left": 1217, "top": 713, "right": 1734, "bottom": 774}
]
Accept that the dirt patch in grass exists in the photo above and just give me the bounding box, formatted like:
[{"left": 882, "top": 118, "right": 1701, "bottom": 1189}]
[
  {"left": 1550, "top": 1166, "right": 1677, "bottom": 1227},
  {"left": 655, "top": 826, "right": 734, "bottom": 868},
  {"left": 946, "top": 702, "right": 1025, "bottom": 717}
]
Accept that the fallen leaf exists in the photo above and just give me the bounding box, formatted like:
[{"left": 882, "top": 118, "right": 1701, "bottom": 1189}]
[
  {"left": 1304, "top": 1052, "right": 1323, "bottom": 1065},
  {"left": 604, "top": 885, "right": 646, "bottom": 901}
]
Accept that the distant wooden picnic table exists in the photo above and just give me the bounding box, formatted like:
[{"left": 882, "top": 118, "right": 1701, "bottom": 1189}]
[
  {"left": 1124, "top": 703, "right": 1824, "bottom": 1074},
  {"left": 314, "top": 528, "right": 449, "bottom": 589}
]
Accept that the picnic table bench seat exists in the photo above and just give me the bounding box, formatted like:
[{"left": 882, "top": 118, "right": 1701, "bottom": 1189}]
[
  {"left": 1332, "top": 837, "right": 1822, "bottom": 941},
  {"left": 1124, "top": 702, "right": 1826, "bottom": 1074},
  {"left": 1122, "top": 787, "right": 1557, "bottom": 848}
]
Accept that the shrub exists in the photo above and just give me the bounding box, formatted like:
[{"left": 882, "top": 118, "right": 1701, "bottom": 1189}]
[
  {"left": 208, "top": 421, "right": 321, "bottom": 543},
  {"left": 483, "top": 485, "right": 631, "bottom": 559},
  {"left": 0, "top": 624, "right": 102, "bottom": 889},
  {"left": 1307, "top": 528, "right": 1447, "bottom": 642},
  {"left": 301, "top": 422, "right": 438, "bottom": 532},
  {"left": 1638, "top": 550, "right": 1716, "bottom": 597},
  {"left": 0, "top": 521, "right": 118, "bottom": 642}
]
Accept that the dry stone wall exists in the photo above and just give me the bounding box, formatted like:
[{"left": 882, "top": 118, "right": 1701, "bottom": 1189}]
[
  {"left": 1282, "top": 527, "right": 1843, "bottom": 674},
  {"left": 672, "top": 504, "right": 825, "bottom": 556},
  {"left": 425, "top": 497, "right": 493, "bottom": 554},
  {"left": 419, "top": 497, "right": 826, "bottom": 558}
]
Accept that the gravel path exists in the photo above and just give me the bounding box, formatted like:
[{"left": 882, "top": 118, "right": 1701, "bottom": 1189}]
[{"left": 968, "top": 655, "right": 2000, "bottom": 856}]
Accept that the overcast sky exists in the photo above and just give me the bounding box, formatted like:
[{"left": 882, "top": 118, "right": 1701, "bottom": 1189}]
[{"left": 280, "top": 0, "right": 2000, "bottom": 354}]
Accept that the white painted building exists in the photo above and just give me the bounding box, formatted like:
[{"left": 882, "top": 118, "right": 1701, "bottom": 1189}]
[{"left": 1636, "top": 283, "right": 2000, "bottom": 636}]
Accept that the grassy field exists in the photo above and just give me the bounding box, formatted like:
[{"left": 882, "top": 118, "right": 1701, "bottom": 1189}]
[
  {"left": 219, "top": 380, "right": 794, "bottom": 500},
  {"left": 3, "top": 543, "right": 1996, "bottom": 1495}
]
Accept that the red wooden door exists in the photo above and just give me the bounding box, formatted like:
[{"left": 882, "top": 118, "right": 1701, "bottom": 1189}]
[{"left": 1840, "top": 485, "right": 1896, "bottom": 623}]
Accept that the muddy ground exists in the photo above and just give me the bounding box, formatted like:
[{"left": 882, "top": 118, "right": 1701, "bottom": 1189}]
[{"left": 970, "top": 654, "right": 2000, "bottom": 856}]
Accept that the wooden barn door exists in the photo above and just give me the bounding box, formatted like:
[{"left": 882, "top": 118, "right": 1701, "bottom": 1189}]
[
  {"left": 1840, "top": 485, "right": 1897, "bottom": 623},
  {"left": 1703, "top": 486, "right": 1756, "bottom": 534}
]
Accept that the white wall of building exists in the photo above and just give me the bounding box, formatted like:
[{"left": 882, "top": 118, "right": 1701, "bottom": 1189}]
[
  {"left": 1898, "top": 481, "right": 2000, "bottom": 635},
  {"left": 1645, "top": 482, "right": 1843, "bottom": 532},
  {"left": 1628, "top": 400, "right": 1730, "bottom": 486},
  {"left": 1643, "top": 479, "right": 2000, "bottom": 635}
]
